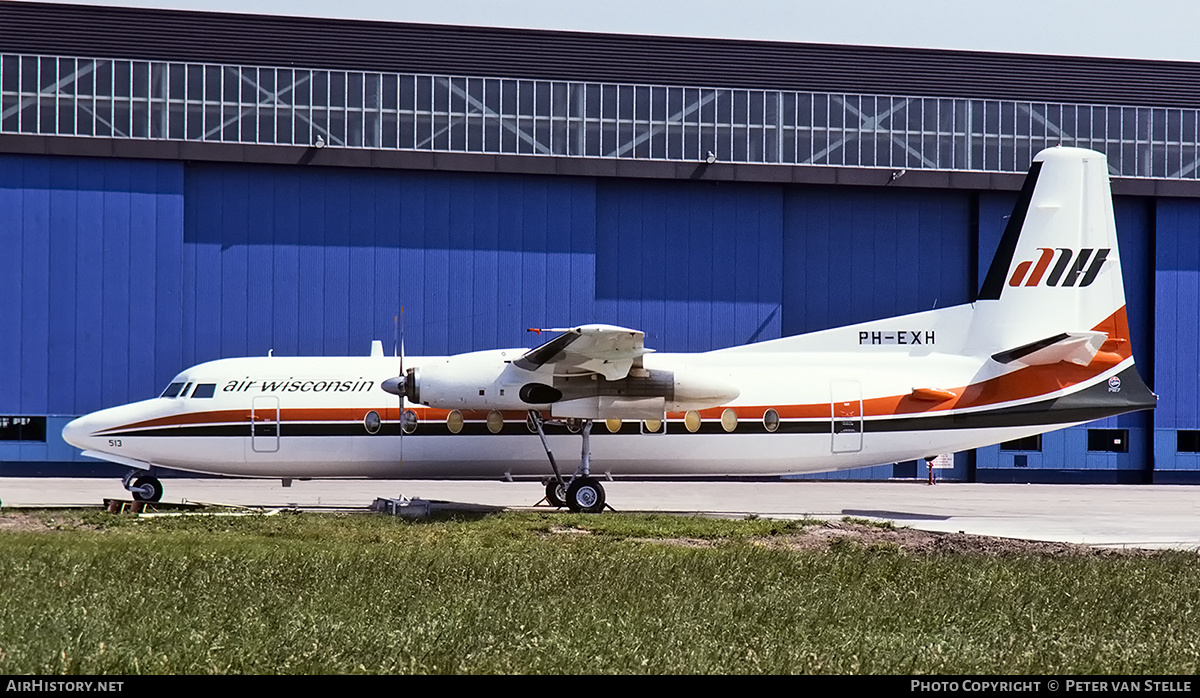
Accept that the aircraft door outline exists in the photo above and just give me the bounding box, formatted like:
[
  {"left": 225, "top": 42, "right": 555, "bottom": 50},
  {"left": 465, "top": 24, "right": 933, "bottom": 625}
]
[
  {"left": 251, "top": 395, "right": 280, "bottom": 453},
  {"left": 830, "top": 380, "right": 864, "bottom": 453}
]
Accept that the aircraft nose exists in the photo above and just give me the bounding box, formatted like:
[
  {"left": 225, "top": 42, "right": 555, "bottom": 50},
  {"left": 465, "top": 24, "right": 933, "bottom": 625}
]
[{"left": 61, "top": 414, "right": 98, "bottom": 450}]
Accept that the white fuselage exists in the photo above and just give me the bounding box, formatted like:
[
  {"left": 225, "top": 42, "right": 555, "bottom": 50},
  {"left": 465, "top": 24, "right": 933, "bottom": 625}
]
[{"left": 61, "top": 346, "right": 1126, "bottom": 480}]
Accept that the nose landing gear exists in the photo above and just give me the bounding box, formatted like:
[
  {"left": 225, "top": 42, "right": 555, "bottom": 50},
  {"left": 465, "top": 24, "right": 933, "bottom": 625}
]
[{"left": 122, "top": 470, "right": 164, "bottom": 503}]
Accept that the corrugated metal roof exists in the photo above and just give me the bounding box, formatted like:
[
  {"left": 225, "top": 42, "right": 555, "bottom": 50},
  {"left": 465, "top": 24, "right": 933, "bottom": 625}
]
[{"left": 2, "top": 1, "right": 1199, "bottom": 108}]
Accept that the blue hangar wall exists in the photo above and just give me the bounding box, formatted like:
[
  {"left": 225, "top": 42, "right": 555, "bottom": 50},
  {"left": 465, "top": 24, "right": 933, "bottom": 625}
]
[{"left": 0, "top": 152, "right": 1186, "bottom": 481}]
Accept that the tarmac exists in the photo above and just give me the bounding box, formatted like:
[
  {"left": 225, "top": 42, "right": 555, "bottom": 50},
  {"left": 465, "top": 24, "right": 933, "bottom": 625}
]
[{"left": 1, "top": 477, "right": 1197, "bottom": 550}]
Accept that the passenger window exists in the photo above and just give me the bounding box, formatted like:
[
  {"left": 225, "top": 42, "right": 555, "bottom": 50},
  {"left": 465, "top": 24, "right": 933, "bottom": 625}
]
[{"left": 191, "top": 383, "right": 216, "bottom": 398}]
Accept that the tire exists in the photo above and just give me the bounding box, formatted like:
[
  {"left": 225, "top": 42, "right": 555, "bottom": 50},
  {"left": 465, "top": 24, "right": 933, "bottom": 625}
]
[
  {"left": 545, "top": 479, "right": 567, "bottom": 508},
  {"left": 131, "top": 476, "right": 163, "bottom": 503},
  {"left": 565, "top": 477, "right": 605, "bottom": 514}
]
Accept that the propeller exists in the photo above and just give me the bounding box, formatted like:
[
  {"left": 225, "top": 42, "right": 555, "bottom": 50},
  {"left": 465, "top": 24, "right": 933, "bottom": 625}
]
[
  {"left": 381, "top": 308, "right": 421, "bottom": 436},
  {"left": 382, "top": 310, "right": 406, "bottom": 398},
  {"left": 381, "top": 309, "right": 415, "bottom": 443}
]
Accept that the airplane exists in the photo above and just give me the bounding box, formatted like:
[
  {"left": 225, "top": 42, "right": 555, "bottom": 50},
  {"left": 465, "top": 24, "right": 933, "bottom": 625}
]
[{"left": 62, "top": 147, "right": 1157, "bottom": 513}]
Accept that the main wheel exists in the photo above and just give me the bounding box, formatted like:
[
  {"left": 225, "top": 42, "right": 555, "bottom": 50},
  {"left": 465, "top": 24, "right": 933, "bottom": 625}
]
[
  {"left": 131, "top": 476, "right": 163, "bottom": 503},
  {"left": 545, "top": 479, "right": 567, "bottom": 508},
  {"left": 565, "top": 477, "right": 605, "bottom": 514}
]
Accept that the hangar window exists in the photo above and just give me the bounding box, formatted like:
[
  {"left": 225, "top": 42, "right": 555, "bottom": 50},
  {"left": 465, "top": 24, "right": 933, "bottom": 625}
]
[
  {"left": 191, "top": 383, "right": 216, "bottom": 398},
  {"left": 1000, "top": 435, "right": 1042, "bottom": 452},
  {"left": 1087, "top": 429, "right": 1128, "bottom": 453},
  {"left": 0, "top": 416, "right": 46, "bottom": 442},
  {"left": 4, "top": 50, "right": 1200, "bottom": 180},
  {"left": 1177, "top": 431, "right": 1200, "bottom": 453}
]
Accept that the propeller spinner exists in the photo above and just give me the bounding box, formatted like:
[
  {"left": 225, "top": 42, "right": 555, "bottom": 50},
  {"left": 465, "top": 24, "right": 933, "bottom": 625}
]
[{"left": 381, "top": 367, "right": 419, "bottom": 403}]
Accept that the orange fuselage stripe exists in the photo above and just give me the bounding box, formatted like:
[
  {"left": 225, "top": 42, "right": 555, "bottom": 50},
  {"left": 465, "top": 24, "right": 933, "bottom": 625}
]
[{"left": 101, "top": 307, "right": 1131, "bottom": 431}]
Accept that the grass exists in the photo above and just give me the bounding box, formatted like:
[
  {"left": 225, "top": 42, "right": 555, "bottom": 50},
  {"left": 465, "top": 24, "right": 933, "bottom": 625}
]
[
  {"left": 840, "top": 515, "right": 896, "bottom": 529},
  {"left": 0, "top": 510, "right": 1197, "bottom": 674}
]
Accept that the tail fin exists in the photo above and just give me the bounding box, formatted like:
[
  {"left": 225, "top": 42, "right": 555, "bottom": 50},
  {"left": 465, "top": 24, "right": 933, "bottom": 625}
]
[
  {"left": 717, "top": 146, "right": 1139, "bottom": 366},
  {"left": 972, "top": 147, "right": 1130, "bottom": 356}
]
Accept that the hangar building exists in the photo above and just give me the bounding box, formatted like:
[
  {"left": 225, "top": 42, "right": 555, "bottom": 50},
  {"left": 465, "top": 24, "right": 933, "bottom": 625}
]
[{"left": 2, "top": 2, "right": 1198, "bottom": 482}]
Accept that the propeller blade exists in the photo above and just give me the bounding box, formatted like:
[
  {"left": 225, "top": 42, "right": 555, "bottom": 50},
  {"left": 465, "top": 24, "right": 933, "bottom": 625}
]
[{"left": 389, "top": 309, "right": 407, "bottom": 436}]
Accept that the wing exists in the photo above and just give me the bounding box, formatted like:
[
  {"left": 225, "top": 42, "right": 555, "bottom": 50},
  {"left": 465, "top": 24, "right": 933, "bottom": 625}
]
[{"left": 513, "top": 324, "right": 653, "bottom": 380}]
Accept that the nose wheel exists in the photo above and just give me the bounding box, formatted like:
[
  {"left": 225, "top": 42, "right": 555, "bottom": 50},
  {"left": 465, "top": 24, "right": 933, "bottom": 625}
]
[{"left": 122, "top": 470, "right": 163, "bottom": 502}]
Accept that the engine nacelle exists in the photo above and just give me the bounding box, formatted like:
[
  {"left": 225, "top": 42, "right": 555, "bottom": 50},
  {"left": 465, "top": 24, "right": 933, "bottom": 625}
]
[
  {"left": 405, "top": 350, "right": 538, "bottom": 410},
  {"left": 401, "top": 350, "right": 740, "bottom": 419},
  {"left": 667, "top": 369, "right": 741, "bottom": 411}
]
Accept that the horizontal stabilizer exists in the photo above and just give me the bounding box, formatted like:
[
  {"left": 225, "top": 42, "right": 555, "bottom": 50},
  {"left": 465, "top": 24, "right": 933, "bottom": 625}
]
[{"left": 990, "top": 331, "right": 1107, "bottom": 367}]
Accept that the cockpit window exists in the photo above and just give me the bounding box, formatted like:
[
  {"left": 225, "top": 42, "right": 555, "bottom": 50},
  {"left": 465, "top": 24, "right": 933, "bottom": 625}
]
[
  {"left": 191, "top": 383, "right": 216, "bottom": 398},
  {"left": 160, "top": 382, "right": 187, "bottom": 398}
]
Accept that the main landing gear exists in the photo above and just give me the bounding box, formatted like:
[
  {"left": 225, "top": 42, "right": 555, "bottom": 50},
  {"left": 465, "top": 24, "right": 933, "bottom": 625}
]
[
  {"left": 529, "top": 410, "right": 608, "bottom": 514},
  {"left": 122, "top": 469, "right": 163, "bottom": 503}
]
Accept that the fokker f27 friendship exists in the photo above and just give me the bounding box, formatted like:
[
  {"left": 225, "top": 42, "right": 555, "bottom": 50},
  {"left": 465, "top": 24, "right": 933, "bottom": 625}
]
[{"left": 63, "top": 147, "right": 1157, "bottom": 512}]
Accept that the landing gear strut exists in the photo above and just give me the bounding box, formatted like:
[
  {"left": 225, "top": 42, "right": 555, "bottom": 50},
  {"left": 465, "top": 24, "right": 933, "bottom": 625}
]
[
  {"left": 122, "top": 470, "right": 163, "bottom": 503},
  {"left": 529, "top": 411, "right": 608, "bottom": 514}
]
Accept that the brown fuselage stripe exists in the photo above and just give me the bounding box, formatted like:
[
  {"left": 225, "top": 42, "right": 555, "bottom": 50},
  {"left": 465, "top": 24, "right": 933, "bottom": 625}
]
[{"left": 97, "top": 308, "right": 1134, "bottom": 435}]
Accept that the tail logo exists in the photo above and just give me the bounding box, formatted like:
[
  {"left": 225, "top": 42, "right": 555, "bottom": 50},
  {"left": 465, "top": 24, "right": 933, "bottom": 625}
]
[{"left": 1008, "top": 247, "right": 1110, "bottom": 288}]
